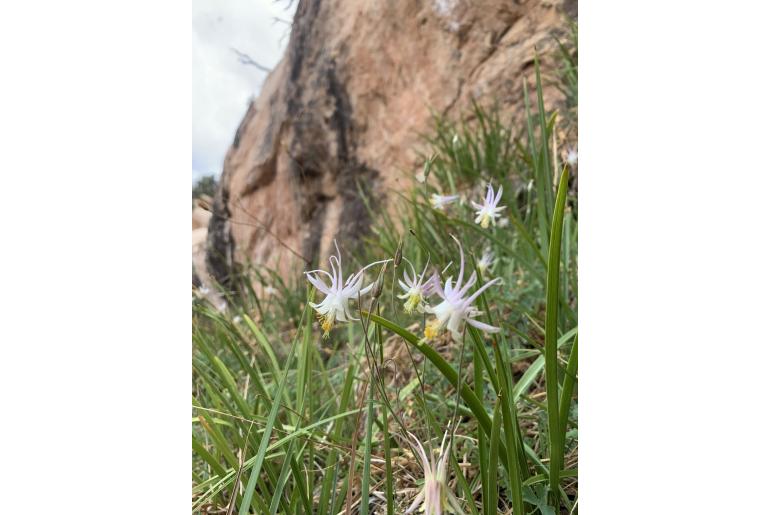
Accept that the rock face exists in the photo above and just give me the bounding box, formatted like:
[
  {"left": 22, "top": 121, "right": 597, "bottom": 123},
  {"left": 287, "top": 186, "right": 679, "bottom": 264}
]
[{"left": 205, "top": 0, "right": 575, "bottom": 289}]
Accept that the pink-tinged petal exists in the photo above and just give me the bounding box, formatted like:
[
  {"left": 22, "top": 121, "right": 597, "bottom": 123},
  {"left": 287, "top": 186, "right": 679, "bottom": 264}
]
[
  {"left": 407, "top": 432, "right": 432, "bottom": 473},
  {"left": 343, "top": 302, "right": 362, "bottom": 322},
  {"left": 422, "top": 274, "right": 440, "bottom": 297},
  {"left": 470, "top": 201, "right": 483, "bottom": 210},
  {"left": 447, "top": 313, "right": 464, "bottom": 340},
  {"left": 457, "top": 271, "right": 477, "bottom": 297},
  {"left": 494, "top": 185, "right": 503, "bottom": 204},
  {"left": 465, "top": 277, "right": 503, "bottom": 304},
  {"left": 329, "top": 255, "right": 342, "bottom": 290},
  {"left": 439, "top": 444, "right": 451, "bottom": 479},
  {"left": 341, "top": 274, "right": 363, "bottom": 297},
  {"left": 427, "top": 484, "right": 442, "bottom": 515},
  {"left": 418, "top": 259, "right": 431, "bottom": 283},
  {"left": 437, "top": 429, "right": 449, "bottom": 463},
  {"left": 305, "top": 268, "right": 334, "bottom": 282},
  {"left": 443, "top": 278, "right": 453, "bottom": 298},
  {"left": 454, "top": 236, "right": 465, "bottom": 283},
  {"left": 403, "top": 257, "right": 418, "bottom": 282},
  {"left": 398, "top": 279, "right": 410, "bottom": 292},
  {"left": 466, "top": 318, "right": 500, "bottom": 333},
  {"left": 333, "top": 238, "right": 342, "bottom": 268},
  {"left": 358, "top": 281, "right": 374, "bottom": 295},
  {"left": 305, "top": 273, "right": 331, "bottom": 295}
]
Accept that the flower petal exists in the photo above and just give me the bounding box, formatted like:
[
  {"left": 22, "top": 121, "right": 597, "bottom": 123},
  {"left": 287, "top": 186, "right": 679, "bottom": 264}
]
[
  {"left": 466, "top": 317, "right": 500, "bottom": 333},
  {"left": 404, "top": 489, "right": 425, "bottom": 514},
  {"left": 305, "top": 273, "right": 331, "bottom": 295}
]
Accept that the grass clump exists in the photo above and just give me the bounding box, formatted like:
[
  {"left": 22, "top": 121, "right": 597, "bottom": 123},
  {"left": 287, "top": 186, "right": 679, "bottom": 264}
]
[{"left": 193, "top": 41, "right": 578, "bottom": 514}]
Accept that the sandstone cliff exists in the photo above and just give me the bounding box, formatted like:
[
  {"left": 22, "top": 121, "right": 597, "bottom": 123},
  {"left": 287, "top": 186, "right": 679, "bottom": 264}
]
[{"left": 203, "top": 0, "right": 576, "bottom": 291}]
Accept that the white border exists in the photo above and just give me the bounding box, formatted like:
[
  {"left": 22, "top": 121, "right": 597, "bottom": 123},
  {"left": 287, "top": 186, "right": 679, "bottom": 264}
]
[{"left": 582, "top": 1, "right": 770, "bottom": 513}]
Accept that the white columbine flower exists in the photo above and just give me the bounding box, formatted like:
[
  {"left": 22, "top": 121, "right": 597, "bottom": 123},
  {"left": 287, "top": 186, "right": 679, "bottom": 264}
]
[
  {"left": 397, "top": 258, "right": 433, "bottom": 314},
  {"left": 424, "top": 238, "right": 502, "bottom": 341},
  {"left": 304, "top": 241, "right": 387, "bottom": 338},
  {"left": 471, "top": 183, "right": 505, "bottom": 229},
  {"left": 566, "top": 147, "right": 578, "bottom": 167},
  {"left": 430, "top": 193, "right": 459, "bottom": 211},
  {"left": 405, "top": 430, "right": 464, "bottom": 515},
  {"left": 477, "top": 248, "right": 496, "bottom": 276}
]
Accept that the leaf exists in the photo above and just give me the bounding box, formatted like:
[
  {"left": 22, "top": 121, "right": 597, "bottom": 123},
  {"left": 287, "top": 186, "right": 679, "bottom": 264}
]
[{"left": 544, "top": 166, "right": 570, "bottom": 508}]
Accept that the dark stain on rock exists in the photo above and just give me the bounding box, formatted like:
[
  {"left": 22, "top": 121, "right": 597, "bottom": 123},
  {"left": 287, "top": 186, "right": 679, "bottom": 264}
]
[{"left": 205, "top": 179, "right": 236, "bottom": 291}]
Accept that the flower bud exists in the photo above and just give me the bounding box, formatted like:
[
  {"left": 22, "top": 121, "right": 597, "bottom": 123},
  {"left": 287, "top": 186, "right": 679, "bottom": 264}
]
[
  {"left": 394, "top": 238, "right": 403, "bottom": 268},
  {"left": 372, "top": 263, "right": 387, "bottom": 299}
]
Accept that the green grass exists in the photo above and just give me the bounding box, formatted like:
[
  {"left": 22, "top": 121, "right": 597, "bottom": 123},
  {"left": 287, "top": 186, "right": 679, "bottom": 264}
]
[{"left": 193, "top": 34, "right": 577, "bottom": 514}]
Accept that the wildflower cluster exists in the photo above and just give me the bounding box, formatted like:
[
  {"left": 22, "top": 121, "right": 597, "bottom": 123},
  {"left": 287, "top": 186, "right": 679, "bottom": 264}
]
[
  {"left": 305, "top": 236, "right": 501, "bottom": 343},
  {"left": 302, "top": 185, "right": 508, "bottom": 513}
]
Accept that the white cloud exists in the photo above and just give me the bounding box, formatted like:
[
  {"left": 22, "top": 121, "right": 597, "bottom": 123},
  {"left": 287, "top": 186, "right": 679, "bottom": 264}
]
[{"left": 192, "top": 0, "right": 296, "bottom": 184}]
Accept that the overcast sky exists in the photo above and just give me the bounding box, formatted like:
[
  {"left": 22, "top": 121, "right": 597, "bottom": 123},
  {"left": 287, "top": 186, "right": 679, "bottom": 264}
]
[{"left": 192, "top": 0, "right": 296, "bottom": 184}]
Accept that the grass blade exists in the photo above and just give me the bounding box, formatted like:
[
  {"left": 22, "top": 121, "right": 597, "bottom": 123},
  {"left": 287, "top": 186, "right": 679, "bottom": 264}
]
[
  {"left": 360, "top": 380, "right": 374, "bottom": 515},
  {"left": 237, "top": 302, "right": 307, "bottom": 514},
  {"left": 487, "top": 399, "right": 502, "bottom": 515},
  {"left": 559, "top": 333, "right": 578, "bottom": 452},
  {"left": 544, "top": 166, "right": 570, "bottom": 507}
]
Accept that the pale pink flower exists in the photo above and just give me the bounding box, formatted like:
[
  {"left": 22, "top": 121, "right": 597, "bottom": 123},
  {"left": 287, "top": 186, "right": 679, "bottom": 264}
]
[
  {"left": 430, "top": 193, "right": 459, "bottom": 211},
  {"left": 424, "top": 238, "right": 502, "bottom": 341},
  {"left": 304, "top": 240, "right": 388, "bottom": 337},
  {"left": 397, "top": 258, "right": 433, "bottom": 314},
  {"left": 404, "top": 430, "right": 464, "bottom": 515},
  {"left": 477, "top": 248, "right": 496, "bottom": 276},
  {"left": 471, "top": 183, "right": 505, "bottom": 229}
]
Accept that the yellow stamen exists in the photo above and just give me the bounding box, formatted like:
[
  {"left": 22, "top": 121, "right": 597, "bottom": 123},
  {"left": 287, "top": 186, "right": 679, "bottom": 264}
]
[
  {"left": 318, "top": 313, "right": 334, "bottom": 338},
  {"left": 424, "top": 319, "right": 440, "bottom": 340},
  {"left": 480, "top": 213, "right": 491, "bottom": 229},
  {"left": 403, "top": 292, "right": 422, "bottom": 314}
]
